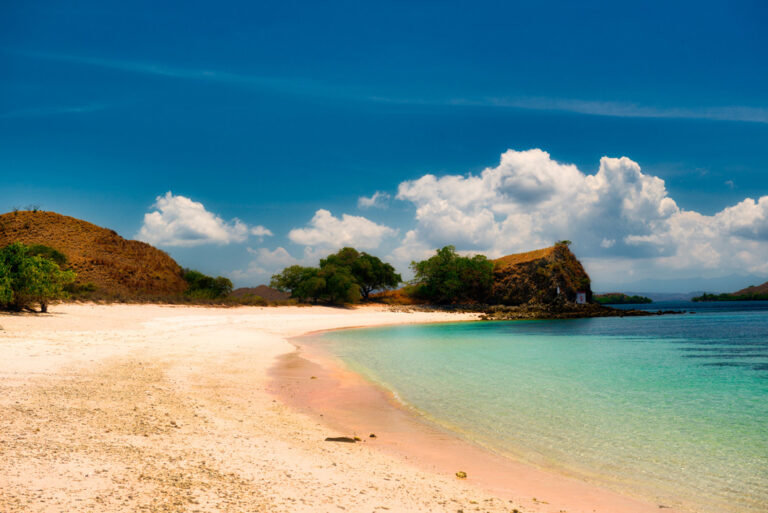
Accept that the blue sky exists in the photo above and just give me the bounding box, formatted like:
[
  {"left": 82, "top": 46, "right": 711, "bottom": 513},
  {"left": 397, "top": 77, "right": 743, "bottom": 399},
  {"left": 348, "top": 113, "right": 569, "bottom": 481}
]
[{"left": 2, "top": 0, "right": 767, "bottom": 291}]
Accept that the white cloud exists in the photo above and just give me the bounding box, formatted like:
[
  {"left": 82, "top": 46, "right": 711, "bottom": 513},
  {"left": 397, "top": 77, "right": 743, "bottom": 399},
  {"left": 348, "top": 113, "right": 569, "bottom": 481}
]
[
  {"left": 716, "top": 196, "right": 768, "bottom": 241},
  {"left": 248, "top": 246, "right": 297, "bottom": 268},
  {"left": 358, "top": 191, "right": 391, "bottom": 209},
  {"left": 250, "top": 225, "right": 273, "bottom": 242},
  {"left": 392, "top": 149, "right": 768, "bottom": 283},
  {"left": 137, "top": 192, "right": 260, "bottom": 247},
  {"left": 232, "top": 211, "right": 397, "bottom": 284},
  {"left": 288, "top": 209, "right": 397, "bottom": 251}
]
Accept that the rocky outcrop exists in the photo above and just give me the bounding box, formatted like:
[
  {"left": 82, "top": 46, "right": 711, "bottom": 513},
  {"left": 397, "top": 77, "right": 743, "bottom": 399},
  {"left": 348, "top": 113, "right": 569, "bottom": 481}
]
[{"left": 491, "top": 243, "right": 592, "bottom": 305}]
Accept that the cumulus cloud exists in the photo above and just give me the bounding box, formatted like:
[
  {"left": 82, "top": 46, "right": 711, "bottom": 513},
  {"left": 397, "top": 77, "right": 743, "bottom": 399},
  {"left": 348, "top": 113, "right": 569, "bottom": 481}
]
[
  {"left": 137, "top": 192, "right": 265, "bottom": 247},
  {"left": 250, "top": 225, "right": 273, "bottom": 241},
  {"left": 392, "top": 149, "right": 768, "bottom": 282},
  {"left": 358, "top": 191, "right": 391, "bottom": 209},
  {"left": 233, "top": 211, "right": 397, "bottom": 284},
  {"left": 288, "top": 209, "right": 397, "bottom": 252}
]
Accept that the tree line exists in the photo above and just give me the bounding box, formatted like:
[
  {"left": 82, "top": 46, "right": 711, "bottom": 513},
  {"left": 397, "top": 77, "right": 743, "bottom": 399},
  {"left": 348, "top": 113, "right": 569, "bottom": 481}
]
[
  {"left": 693, "top": 292, "right": 768, "bottom": 302},
  {"left": 270, "top": 245, "right": 495, "bottom": 305},
  {"left": 0, "top": 241, "right": 238, "bottom": 312},
  {"left": 270, "top": 247, "right": 401, "bottom": 303}
]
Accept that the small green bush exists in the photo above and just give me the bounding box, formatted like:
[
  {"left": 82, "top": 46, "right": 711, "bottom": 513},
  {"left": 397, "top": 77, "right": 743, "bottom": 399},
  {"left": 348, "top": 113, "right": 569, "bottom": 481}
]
[{"left": 0, "top": 242, "right": 76, "bottom": 312}]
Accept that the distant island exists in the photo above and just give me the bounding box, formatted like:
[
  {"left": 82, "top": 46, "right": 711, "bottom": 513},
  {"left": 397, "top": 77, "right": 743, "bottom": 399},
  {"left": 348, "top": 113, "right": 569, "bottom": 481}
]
[
  {"left": 593, "top": 293, "right": 652, "bottom": 305},
  {"left": 693, "top": 281, "right": 768, "bottom": 301}
]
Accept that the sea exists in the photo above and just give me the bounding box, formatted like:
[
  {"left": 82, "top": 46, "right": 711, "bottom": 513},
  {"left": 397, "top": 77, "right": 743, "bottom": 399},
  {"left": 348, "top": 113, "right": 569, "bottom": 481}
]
[{"left": 307, "top": 301, "right": 768, "bottom": 513}]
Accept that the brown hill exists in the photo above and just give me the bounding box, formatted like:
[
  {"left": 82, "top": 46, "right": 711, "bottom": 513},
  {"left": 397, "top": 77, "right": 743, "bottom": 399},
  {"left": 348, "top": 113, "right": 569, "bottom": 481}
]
[
  {"left": 733, "top": 281, "right": 768, "bottom": 296},
  {"left": 0, "top": 210, "right": 187, "bottom": 296},
  {"left": 230, "top": 285, "right": 290, "bottom": 301},
  {"left": 491, "top": 243, "right": 592, "bottom": 305}
]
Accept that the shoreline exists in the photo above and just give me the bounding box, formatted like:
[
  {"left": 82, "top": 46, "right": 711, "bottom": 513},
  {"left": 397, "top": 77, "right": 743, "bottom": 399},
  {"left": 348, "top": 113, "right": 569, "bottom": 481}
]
[
  {"left": 1, "top": 303, "right": 682, "bottom": 512},
  {"left": 270, "top": 323, "right": 682, "bottom": 513}
]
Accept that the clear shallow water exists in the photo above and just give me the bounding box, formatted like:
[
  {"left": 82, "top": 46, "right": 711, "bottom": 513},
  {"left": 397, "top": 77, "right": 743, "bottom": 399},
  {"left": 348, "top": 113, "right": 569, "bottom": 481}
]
[{"left": 311, "top": 302, "right": 768, "bottom": 513}]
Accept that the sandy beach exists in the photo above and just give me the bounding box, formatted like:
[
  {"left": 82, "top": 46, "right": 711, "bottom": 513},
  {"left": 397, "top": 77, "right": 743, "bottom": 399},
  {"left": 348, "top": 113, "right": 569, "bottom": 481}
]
[{"left": 0, "top": 304, "right": 679, "bottom": 512}]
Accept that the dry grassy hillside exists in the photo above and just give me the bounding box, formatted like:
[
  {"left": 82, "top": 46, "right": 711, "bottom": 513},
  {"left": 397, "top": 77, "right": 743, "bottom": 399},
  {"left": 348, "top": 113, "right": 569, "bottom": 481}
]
[
  {"left": 734, "top": 281, "right": 768, "bottom": 296},
  {"left": 0, "top": 210, "right": 187, "bottom": 297},
  {"left": 492, "top": 246, "right": 555, "bottom": 269}
]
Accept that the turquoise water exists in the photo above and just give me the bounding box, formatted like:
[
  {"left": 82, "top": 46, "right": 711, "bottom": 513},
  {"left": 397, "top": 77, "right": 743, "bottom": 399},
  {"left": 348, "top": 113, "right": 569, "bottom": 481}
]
[{"left": 310, "top": 302, "right": 768, "bottom": 513}]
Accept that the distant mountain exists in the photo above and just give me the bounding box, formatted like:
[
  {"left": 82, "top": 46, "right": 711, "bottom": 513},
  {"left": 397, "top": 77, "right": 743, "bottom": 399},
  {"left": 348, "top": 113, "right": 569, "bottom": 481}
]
[
  {"left": 692, "top": 279, "right": 768, "bottom": 302},
  {"left": 595, "top": 274, "right": 768, "bottom": 296},
  {"left": 230, "top": 285, "right": 290, "bottom": 301},
  {"left": 0, "top": 210, "right": 187, "bottom": 297},
  {"left": 619, "top": 291, "right": 701, "bottom": 302}
]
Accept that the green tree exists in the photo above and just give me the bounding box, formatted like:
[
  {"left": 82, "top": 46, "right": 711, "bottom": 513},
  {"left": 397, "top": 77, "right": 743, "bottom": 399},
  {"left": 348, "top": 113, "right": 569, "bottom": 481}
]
[
  {"left": 272, "top": 248, "right": 400, "bottom": 305},
  {"left": 0, "top": 242, "right": 76, "bottom": 312},
  {"left": 320, "top": 247, "right": 360, "bottom": 269},
  {"left": 271, "top": 264, "right": 359, "bottom": 304},
  {"left": 410, "top": 246, "right": 494, "bottom": 303},
  {"left": 182, "top": 269, "right": 233, "bottom": 299},
  {"left": 318, "top": 264, "right": 360, "bottom": 304},
  {"left": 321, "top": 247, "right": 401, "bottom": 300},
  {"left": 271, "top": 266, "right": 320, "bottom": 299}
]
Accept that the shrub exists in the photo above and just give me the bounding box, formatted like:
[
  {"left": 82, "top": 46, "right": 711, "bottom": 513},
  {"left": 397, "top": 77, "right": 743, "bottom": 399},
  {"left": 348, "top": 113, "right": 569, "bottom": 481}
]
[
  {"left": 0, "top": 242, "right": 76, "bottom": 312},
  {"left": 27, "top": 244, "right": 67, "bottom": 266},
  {"left": 229, "top": 294, "right": 268, "bottom": 306},
  {"left": 182, "top": 269, "right": 233, "bottom": 299}
]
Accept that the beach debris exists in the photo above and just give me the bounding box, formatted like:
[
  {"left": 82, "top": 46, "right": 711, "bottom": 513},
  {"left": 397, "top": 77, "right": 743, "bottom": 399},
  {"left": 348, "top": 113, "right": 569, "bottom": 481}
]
[
  {"left": 324, "top": 436, "right": 358, "bottom": 443},
  {"left": 455, "top": 471, "right": 467, "bottom": 479},
  {"left": 369, "top": 433, "right": 377, "bottom": 438},
  {"left": 353, "top": 436, "right": 362, "bottom": 441},
  {"left": 310, "top": 376, "right": 317, "bottom": 379}
]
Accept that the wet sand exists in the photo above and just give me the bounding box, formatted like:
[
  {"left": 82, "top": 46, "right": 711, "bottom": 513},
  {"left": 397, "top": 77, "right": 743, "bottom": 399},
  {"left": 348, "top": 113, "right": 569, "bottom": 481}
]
[{"left": 271, "top": 332, "right": 682, "bottom": 513}]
